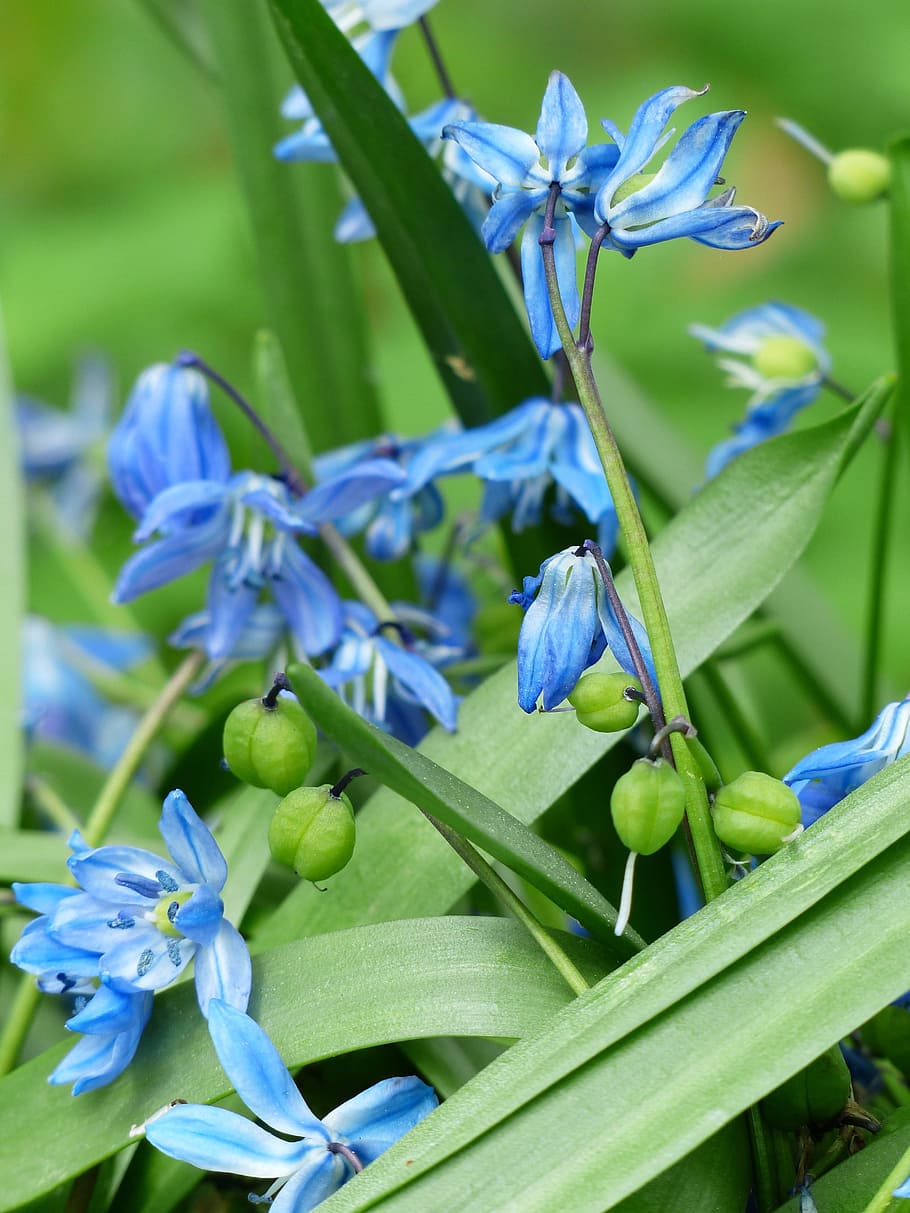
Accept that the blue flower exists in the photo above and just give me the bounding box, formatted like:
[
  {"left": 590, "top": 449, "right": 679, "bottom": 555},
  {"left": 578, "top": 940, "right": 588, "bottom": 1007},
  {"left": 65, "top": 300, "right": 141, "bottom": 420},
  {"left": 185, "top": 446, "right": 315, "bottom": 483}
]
[
  {"left": 320, "top": 601, "right": 460, "bottom": 741},
  {"left": 311, "top": 433, "right": 447, "bottom": 561},
  {"left": 397, "top": 398, "right": 620, "bottom": 554},
  {"left": 509, "top": 546, "right": 655, "bottom": 713},
  {"left": 144, "top": 1000, "right": 438, "bottom": 1211},
  {"left": 15, "top": 791, "right": 252, "bottom": 1015},
  {"left": 108, "top": 363, "right": 231, "bottom": 523},
  {"left": 17, "top": 355, "right": 112, "bottom": 538},
  {"left": 444, "top": 71, "right": 620, "bottom": 357},
  {"left": 783, "top": 697, "right": 910, "bottom": 826},
  {"left": 691, "top": 303, "right": 830, "bottom": 476},
  {"left": 23, "top": 616, "right": 151, "bottom": 770},
  {"left": 169, "top": 602, "right": 288, "bottom": 692},
  {"left": 109, "top": 363, "right": 406, "bottom": 662},
  {"left": 593, "top": 86, "right": 780, "bottom": 255}
]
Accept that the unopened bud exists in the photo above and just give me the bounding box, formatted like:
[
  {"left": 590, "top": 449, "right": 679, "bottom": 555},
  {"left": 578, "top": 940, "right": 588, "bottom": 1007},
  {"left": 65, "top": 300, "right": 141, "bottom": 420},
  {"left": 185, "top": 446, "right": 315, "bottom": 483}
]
[{"left": 827, "top": 149, "right": 890, "bottom": 204}]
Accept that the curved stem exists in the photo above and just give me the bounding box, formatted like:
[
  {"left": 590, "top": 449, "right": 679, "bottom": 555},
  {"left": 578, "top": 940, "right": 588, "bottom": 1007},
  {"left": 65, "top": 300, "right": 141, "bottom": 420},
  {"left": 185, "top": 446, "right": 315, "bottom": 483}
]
[
  {"left": 539, "top": 241, "right": 727, "bottom": 902},
  {"left": 861, "top": 405, "right": 898, "bottom": 724}
]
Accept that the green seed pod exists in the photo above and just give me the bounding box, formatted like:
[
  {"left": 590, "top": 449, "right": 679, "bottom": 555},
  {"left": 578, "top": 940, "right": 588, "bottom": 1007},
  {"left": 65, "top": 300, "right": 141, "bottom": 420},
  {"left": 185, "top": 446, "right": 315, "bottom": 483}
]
[
  {"left": 611, "top": 758, "right": 687, "bottom": 856},
  {"left": 827, "top": 149, "right": 891, "bottom": 204},
  {"left": 712, "top": 771, "right": 801, "bottom": 854},
  {"left": 268, "top": 784, "right": 356, "bottom": 882},
  {"left": 752, "top": 334, "right": 818, "bottom": 381},
  {"left": 862, "top": 1005, "right": 910, "bottom": 1076},
  {"left": 761, "top": 1044, "right": 851, "bottom": 1131},
  {"left": 222, "top": 694, "right": 317, "bottom": 796},
  {"left": 568, "top": 672, "right": 642, "bottom": 733}
]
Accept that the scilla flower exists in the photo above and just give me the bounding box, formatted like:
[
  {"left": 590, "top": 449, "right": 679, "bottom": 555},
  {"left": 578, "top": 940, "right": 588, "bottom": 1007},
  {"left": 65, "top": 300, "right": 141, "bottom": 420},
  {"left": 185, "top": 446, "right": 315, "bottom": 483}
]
[
  {"left": 510, "top": 546, "right": 654, "bottom": 713},
  {"left": 783, "top": 696, "right": 910, "bottom": 826},
  {"left": 593, "top": 85, "right": 780, "bottom": 255},
  {"left": 13, "top": 790, "right": 251, "bottom": 1015},
  {"left": 143, "top": 1000, "right": 438, "bottom": 1212},
  {"left": 443, "top": 72, "right": 621, "bottom": 357},
  {"left": 691, "top": 303, "right": 830, "bottom": 477}
]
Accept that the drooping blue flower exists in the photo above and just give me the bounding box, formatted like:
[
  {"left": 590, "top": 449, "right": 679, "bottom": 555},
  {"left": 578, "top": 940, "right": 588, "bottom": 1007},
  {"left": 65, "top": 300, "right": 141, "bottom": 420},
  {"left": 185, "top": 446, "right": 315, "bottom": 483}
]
[
  {"left": 691, "top": 303, "right": 830, "bottom": 476},
  {"left": 108, "top": 363, "right": 231, "bottom": 522},
  {"left": 109, "top": 362, "right": 406, "bottom": 663},
  {"left": 144, "top": 1000, "right": 438, "bottom": 1211},
  {"left": 509, "top": 546, "right": 655, "bottom": 713},
  {"left": 782, "top": 697, "right": 910, "bottom": 826},
  {"left": 444, "top": 71, "right": 621, "bottom": 357},
  {"left": 14, "top": 790, "right": 252, "bottom": 1016},
  {"left": 320, "top": 601, "right": 460, "bottom": 742},
  {"left": 397, "top": 398, "right": 620, "bottom": 554},
  {"left": 169, "top": 602, "right": 288, "bottom": 693},
  {"left": 23, "top": 616, "right": 151, "bottom": 770},
  {"left": 17, "top": 356, "right": 112, "bottom": 538},
  {"left": 593, "top": 86, "right": 780, "bottom": 255},
  {"left": 311, "top": 432, "right": 447, "bottom": 561}
]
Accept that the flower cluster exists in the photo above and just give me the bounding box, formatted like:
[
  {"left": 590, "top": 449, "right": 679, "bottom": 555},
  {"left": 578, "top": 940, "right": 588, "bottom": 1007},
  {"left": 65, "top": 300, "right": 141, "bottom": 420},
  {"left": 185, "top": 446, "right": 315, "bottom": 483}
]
[{"left": 11, "top": 791, "right": 250, "bottom": 1092}]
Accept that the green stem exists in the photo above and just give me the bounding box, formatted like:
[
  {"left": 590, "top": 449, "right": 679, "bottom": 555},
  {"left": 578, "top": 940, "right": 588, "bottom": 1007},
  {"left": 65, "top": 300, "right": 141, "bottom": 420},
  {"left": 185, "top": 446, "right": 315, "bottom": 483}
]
[
  {"left": 860, "top": 1140, "right": 910, "bottom": 1213},
  {"left": 319, "top": 523, "right": 395, "bottom": 622},
  {"left": 83, "top": 650, "right": 205, "bottom": 847},
  {"left": 746, "top": 1106, "right": 781, "bottom": 1213},
  {"left": 425, "top": 813, "right": 590, "bottom": 998},
  {"left": 0, "top": 649, "right": 207, "bottom": 1076},
  {"left": 26, "top": 775, "right": 81, "bottom": 835},
  {"left": 539, "top": 238, "right": 727, "bottom": 903},
  {"left": 861, "top": 404, "right": 899, "bottom": 725}
]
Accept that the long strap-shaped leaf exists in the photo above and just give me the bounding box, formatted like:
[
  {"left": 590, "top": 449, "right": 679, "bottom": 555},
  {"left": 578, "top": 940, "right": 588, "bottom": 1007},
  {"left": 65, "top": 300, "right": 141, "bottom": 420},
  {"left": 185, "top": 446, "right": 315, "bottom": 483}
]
[
  {"left": 267, "top": 0, "right": 550, "bottom": 424},
  {"left": 254, "top": 378, "right": 892, "bottom": 949},
  {"left": 317, "top": 759, "right": 910, "bottom": 1212},
  {"left": 0, "top": 917, "right": 610, "bottom": 1212},
  {"left": 287, "top": 663, "right": 641, "bottom": 954}
]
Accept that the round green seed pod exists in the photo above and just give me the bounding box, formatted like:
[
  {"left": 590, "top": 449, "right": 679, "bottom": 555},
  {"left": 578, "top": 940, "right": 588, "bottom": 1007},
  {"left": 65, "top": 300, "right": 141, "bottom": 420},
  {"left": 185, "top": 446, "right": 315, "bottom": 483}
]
[
  {"left": 761, "top": 1044, "right": 851, "bottom": 1131},
  {"left": 223, "top": 695, "right": 317, "bottom": 796},
  {"left": 568, "top": 672, "right": 642, "bottom": 733},
  {"left": 611, "top": 758, "right": 686, "bottom": 856},
  {"left": 752, "top": 335, "right": 818, "bottom": 381},
  {"left": 269, "top": 784, "right": 356, "bottom": 882},
  {"left": 827, "top": 149, "right": 891, "bottom": 204},
  {"left": 712, "top": 771, "right": 801, "bottom": 854},
  {"left": 862, "top": 1005, "right": 910, "bottom": 1076}
]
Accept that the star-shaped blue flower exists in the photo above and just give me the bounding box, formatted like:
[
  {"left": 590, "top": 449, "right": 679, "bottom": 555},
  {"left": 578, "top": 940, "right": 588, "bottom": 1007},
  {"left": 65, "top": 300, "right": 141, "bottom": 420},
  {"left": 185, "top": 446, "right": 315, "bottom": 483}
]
[
  {"left": 444, "top": 71, "right": 620, "bottom": 357},
  {"left": 783, "top": 697, "right": 910, "bottom": 826},
  {"left": 144, "top": 1000, "right": 438, "bottom": 1212}
]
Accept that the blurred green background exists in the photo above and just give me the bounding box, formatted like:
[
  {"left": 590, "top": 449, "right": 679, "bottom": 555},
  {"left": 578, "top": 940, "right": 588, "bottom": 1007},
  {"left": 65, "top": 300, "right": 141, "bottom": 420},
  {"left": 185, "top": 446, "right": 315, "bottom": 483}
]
[{"left": 1, "top": 0, "right": 908, "bottom": 694}]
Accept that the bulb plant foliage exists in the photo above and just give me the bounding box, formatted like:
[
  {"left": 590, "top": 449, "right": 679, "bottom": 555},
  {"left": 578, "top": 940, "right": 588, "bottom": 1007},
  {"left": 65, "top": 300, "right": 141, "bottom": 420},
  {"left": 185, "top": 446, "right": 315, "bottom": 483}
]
[{"left": 3, "top": 4, "right": 909, "bottom": 1213}]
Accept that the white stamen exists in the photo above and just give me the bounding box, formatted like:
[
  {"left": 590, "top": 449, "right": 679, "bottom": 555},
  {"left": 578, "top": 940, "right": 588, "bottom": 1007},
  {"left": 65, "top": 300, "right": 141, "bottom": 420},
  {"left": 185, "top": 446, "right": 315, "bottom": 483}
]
[{"left": 129, "top": 1099, "right": 187, "bottom": 1138}]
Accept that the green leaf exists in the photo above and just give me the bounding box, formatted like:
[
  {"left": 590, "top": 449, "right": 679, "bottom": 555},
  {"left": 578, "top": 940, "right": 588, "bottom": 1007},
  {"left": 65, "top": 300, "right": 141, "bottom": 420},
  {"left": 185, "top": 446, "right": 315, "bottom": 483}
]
[
  {"left": 201, "top": 0, "right": 383, "bottom": 451},
  {"left": 267, "top": 0, "right": 550, "bottom": 425},
  {"left": 316, "top": 759, "right": 910, "bottom": 1212},
  {"left": 0, "top": 917, "right": 610, "bottom": 1211},
  {"left": 890, "top": 136, "right": 910, "bottom": 438},
  {"left": 253, "top": 328, "right": 314, "bottom": 479},
  {"left": 254, "top": 380, "right": 891, "bottom": 950},
  {"left": 0, "top": 321, "right": 24, "bottom": 828},
  {"left": 286, "top": 663, "right": 639, "bottom": 953}
]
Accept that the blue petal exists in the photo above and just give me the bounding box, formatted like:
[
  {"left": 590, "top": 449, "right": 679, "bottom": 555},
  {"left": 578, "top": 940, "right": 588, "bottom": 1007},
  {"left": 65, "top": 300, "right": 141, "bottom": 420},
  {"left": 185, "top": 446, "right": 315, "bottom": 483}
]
[
  {"left": 271, "top": 542, "right": 343, "bottom": 657},
  {"left": 12, "top": 882, "right": 78, "bottom": 915},
  {"left": 174, "top": 884, "right": 224, "bottom": 948},
  {"left": 596, "top": 588, "right": 658, "bottom": 685},
  {"left": 66, "top": 983, "right": 144, "bottom": 1036},
  {"left": 400, "top": 402, "right": 542, "bottom": 496},
  {"left": 207, "top": 1000, "right": 325, "bottom": 1137},
  {"left": 610, "top": 110, "right": 745, "bottom": 228},
  {"left": 746, "top": 382, "right": 821, "bottom": 429},
  {"left": 160, "top": 789, "right": 228, "bottom": 889},
  {"left": 274, "top": 124, "right": 337, "bottom": 163},
  {"left": 204, "top": 560, "right": 261, "bottom": 660},
  {"left": 50, "top": 992, "right": 152, "bottom": 1095},
  {"left": 134, "top": 480, "right": 229, "bottom": 541},
  {"left": 610, "top": 203, "right": 779, "bottom": 250},
  {"left": 100, "top": 931, "right": 195, "bottom": 993},
  {"left": 10, "top": 917, "right": 100, "bottom": 977},
  {"left": 409, "top": 96, "right": 461, "bottom": 143},
  {"left": 193, "top": 921, "right": 252, "bottom": 1016},
  {"left": 520, "top": 214, "right": 579, "bottom": 360},
  {"left": 270, "top": 1152, "right": 343, "bottom": 1213},
  {"left": 481, "top": 191, "right": 540, "bottom": 254},
  {"left": 536, "top": 71, "right": 587, "bottom": 179},
  {"left": 68, "top": 845, "right": 183, "bottom": 905},
  {"left": 365, "top": 499, "right": 415, "bottom": 562},
  {"left": 442, "top": 121, "right": 541, "bottom": 188},
  {"left": 111, "top": 510, "right": 229, "bottom": 603},
  {"left": 145, "top": 1103, "right": 313, "bottom": 1177},
  {"left": 294, "top": 458, "right": 406, "bottom": 526},
  {"left": 63, "top": 627, "right": 152, "bottom": 671},
  {"left": 595, "top": 85, "right": 706, "bottom": 219},
  {"left": 323, "top": 1076, "right": 438, "bottom": 1167},
  {"left": 475, "top": 401, "right": 560, "bottom": 482},
  {"left": 375, "top": 638, "right": 459, "bottom": 731},
  {"left": 50, "top": 892, "right": 148, "bottom": 955},
  {"left": 335, "top": 196, "right": 376, "bottom": 243},
  {"left": 561, "top": 141, "right": 621, "bottom": 193}
]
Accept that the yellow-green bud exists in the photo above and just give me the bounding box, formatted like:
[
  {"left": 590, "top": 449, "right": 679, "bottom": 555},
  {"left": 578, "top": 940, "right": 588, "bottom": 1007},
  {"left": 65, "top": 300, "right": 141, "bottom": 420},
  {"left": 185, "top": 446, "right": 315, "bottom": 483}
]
[
  {"left": 827, "top": 149, "right": 891, "bottom": 204},
  {"left": 761, "top": 1044, "right": 851, "bottom": 1131},
  {"left": 568, "top": 672, "right": 642, "bottom": 733},
  {"left": 712, "top": 771, "right": 801, "bottom": 854},
  {"left": 269, "top": 784, "right": 356, "bottom": 882},
  {"left": 752, "top": 335, "right": 818, "bottom": 381},
  {"left": 863, "top": 1005, "right": 910, "bottom": 1076},
  {"left": 611, "top": 758, "right": 686, "bottom": 855},
  {"left": 223, "top": 695, "right": 317, "bottom": 797}
]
